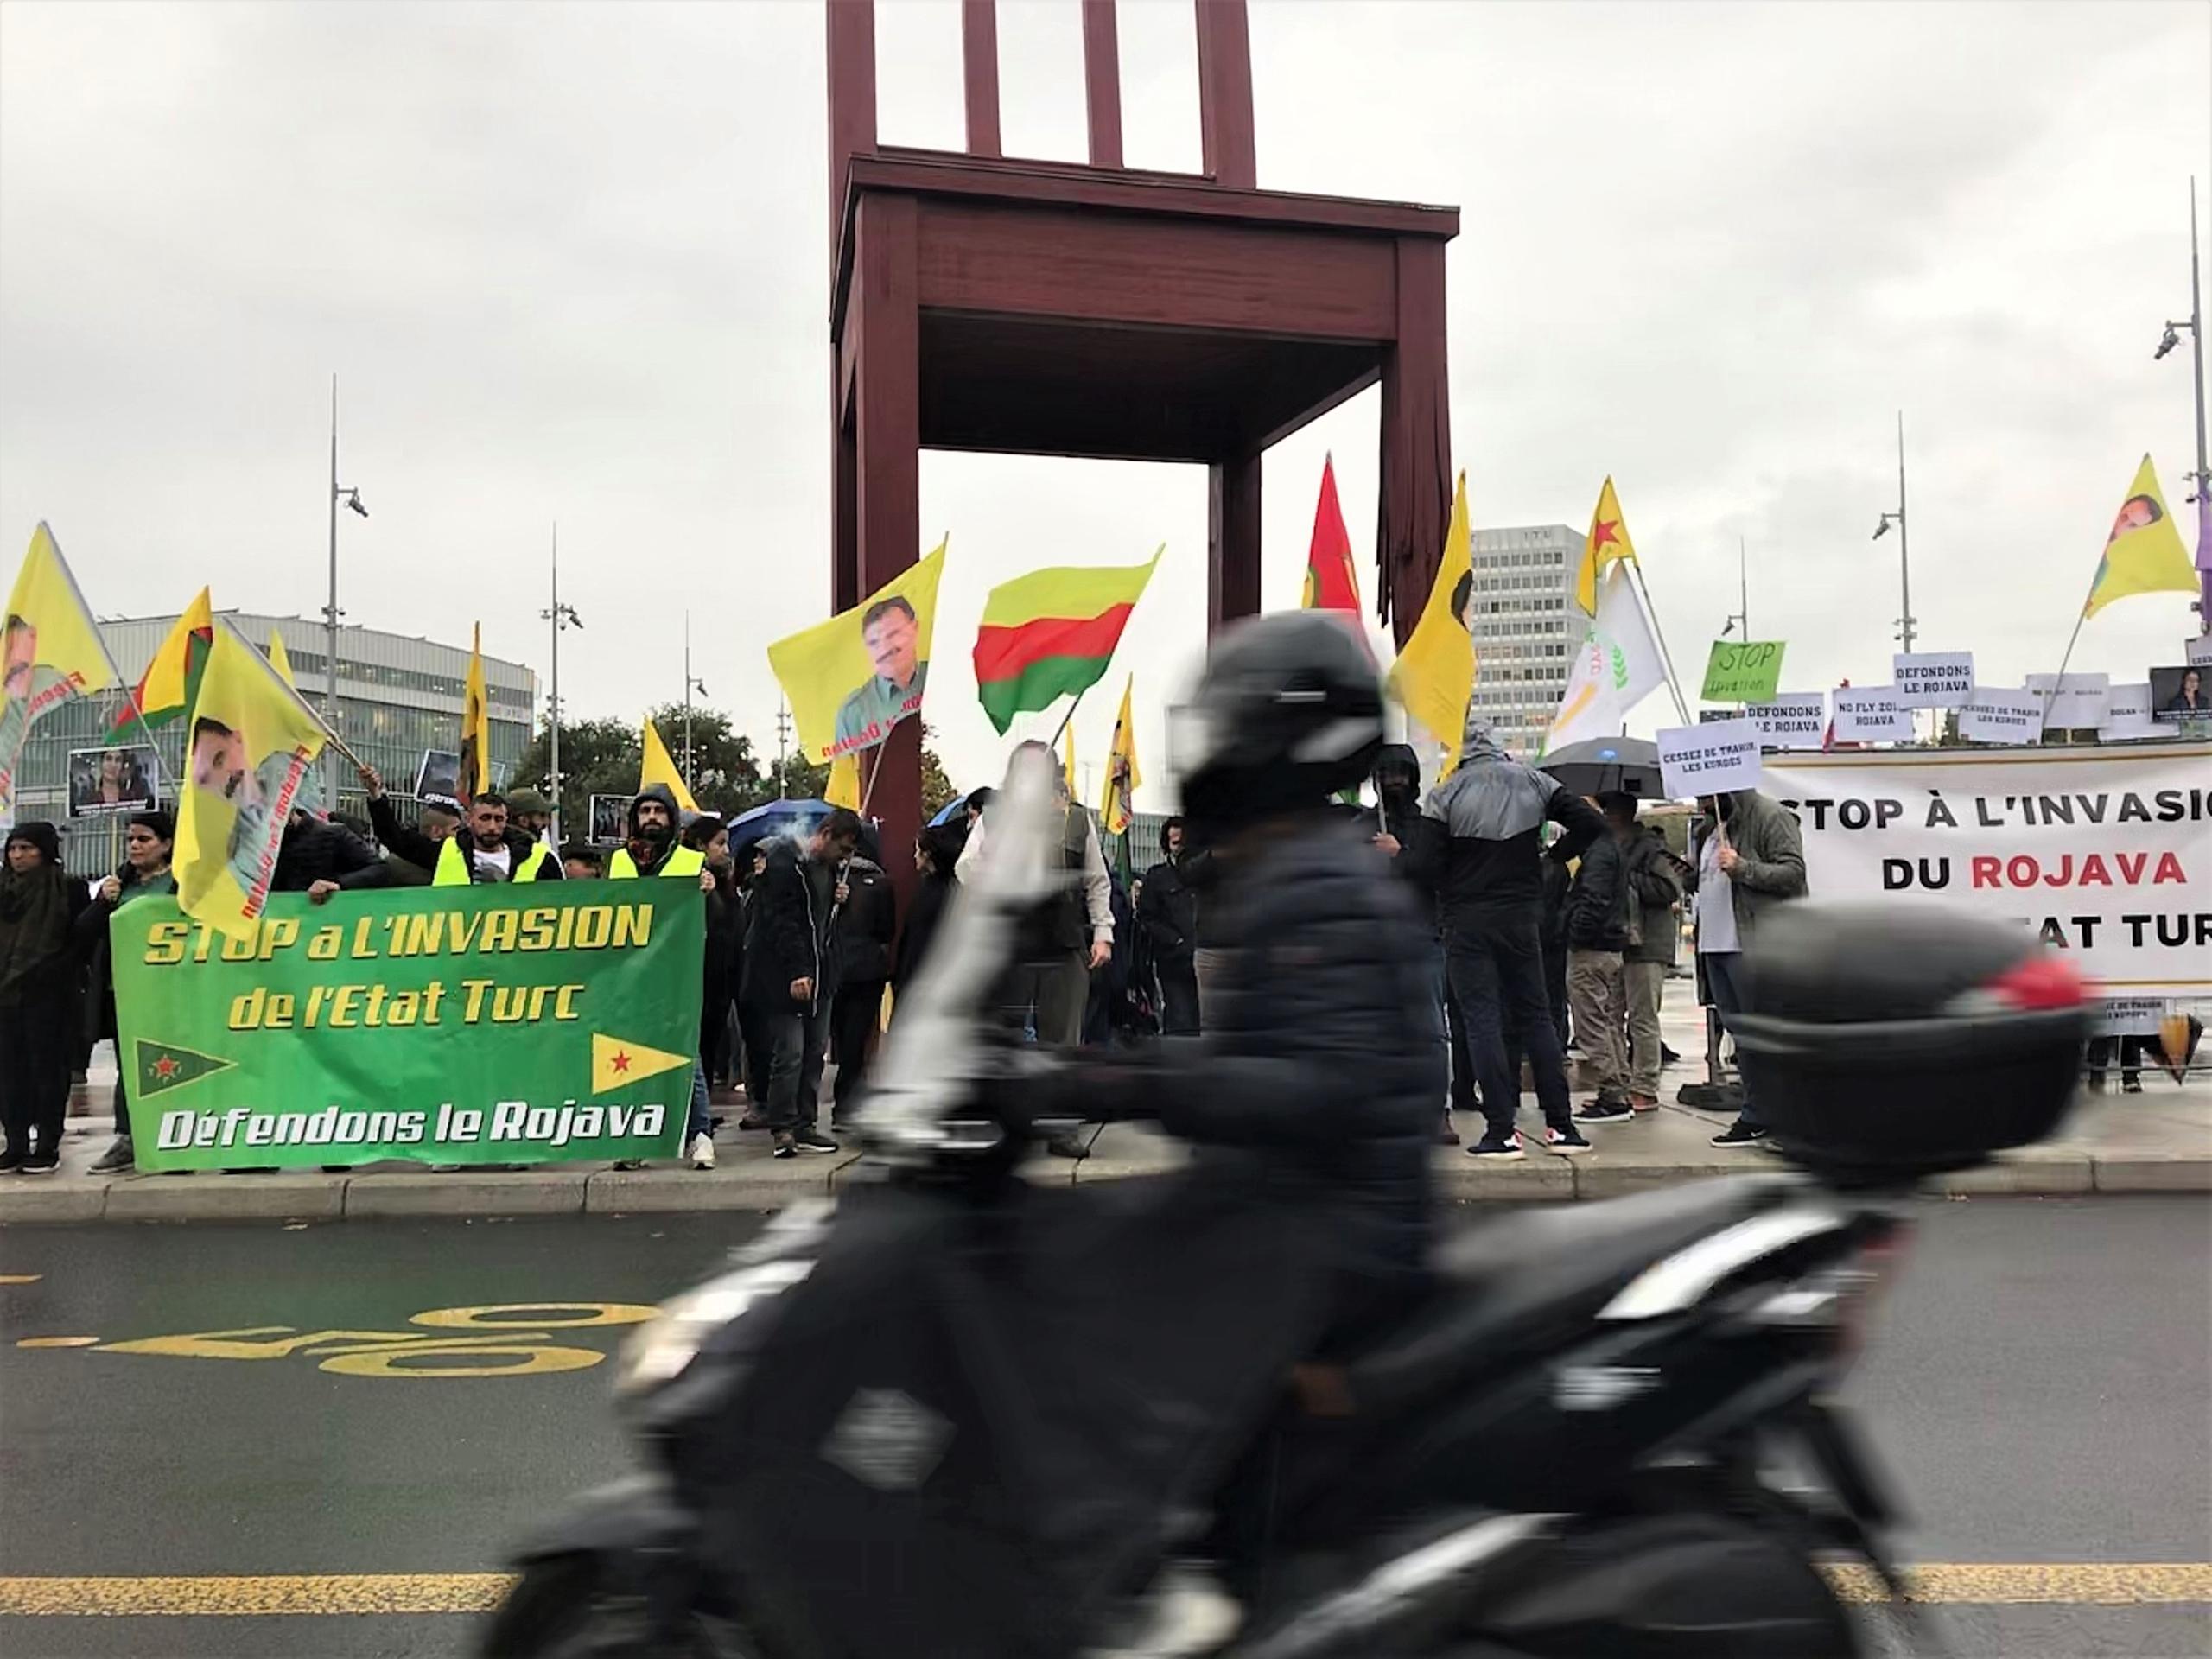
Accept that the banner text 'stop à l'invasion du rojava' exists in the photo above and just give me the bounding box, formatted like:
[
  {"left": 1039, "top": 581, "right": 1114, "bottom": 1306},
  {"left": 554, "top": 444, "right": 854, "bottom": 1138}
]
[{"left": 112, "top": 883, "right": 704, "bottom": 1171}]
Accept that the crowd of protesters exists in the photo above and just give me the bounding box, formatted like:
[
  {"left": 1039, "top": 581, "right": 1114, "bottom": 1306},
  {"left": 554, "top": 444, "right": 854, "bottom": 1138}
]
[{"left": 0, "top": 708, "right": 1827, "bottom": 1175}]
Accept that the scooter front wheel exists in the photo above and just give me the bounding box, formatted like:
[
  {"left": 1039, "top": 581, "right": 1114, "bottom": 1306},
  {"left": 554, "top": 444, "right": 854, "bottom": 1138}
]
[{"left": 480, "top": 1552, "right": 756, "bottom": 1659}]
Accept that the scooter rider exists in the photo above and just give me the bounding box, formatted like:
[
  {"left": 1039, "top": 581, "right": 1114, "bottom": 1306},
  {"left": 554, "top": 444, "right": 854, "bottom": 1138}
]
[{"left": 1021, "top": 611, "right": 1446, "bottom": 1342}]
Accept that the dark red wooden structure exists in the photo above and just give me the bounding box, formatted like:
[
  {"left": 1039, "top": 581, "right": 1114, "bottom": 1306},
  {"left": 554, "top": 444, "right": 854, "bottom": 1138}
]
[{"left": 828, "top": 0, "right": 1458, "bottom": 855}]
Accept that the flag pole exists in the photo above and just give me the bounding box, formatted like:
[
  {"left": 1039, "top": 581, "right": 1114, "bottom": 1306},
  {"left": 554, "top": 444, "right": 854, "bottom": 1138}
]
[
  {"left": 1627, "top": 562, "right": 1694, "bottom": 725},
  {"left": 856, "top": 743, "right": 882, "bottom": 819}
]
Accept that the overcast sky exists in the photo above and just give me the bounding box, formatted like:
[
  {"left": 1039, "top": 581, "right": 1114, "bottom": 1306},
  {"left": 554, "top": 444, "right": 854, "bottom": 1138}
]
[{"left": 3, "top": 0, "right": 2207, "bottom": 803}]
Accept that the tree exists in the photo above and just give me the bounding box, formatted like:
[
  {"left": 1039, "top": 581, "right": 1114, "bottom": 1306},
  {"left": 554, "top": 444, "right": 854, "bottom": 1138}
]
[
  {"left": 511, "top": 716, "right": 639, "bottom": 840},
  {"left": 918, "top": 734, "right": 957, "bottom": 817}
]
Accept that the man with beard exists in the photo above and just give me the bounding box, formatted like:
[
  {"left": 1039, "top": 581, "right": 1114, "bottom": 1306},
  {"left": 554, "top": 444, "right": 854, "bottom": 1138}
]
[
  {"left": 607, "top": 784, "right": 718, "bottom": 1166},
  {"left": 347, "top": 770, "right": 560, "bottom": 889}
]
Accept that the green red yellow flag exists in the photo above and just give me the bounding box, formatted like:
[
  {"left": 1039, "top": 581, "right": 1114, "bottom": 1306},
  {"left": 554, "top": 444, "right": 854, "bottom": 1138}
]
[
  {"left": 973, "top": 549, "right": 1161, "bottom": 734},
  {"left": 118, "top": 587, "right": 214, "bottom": 732},
  {"left": 639, "top": 719, "right": 698, "bottom": 814},
  {"left": 1387, "top": 473, "right": 1477, "bottom": 762},
  {"left": 2083, "top": 454, "right": 2198, "bottom": 618},
  {"left": 2, "top": 522, "right": 128, "bottom": 819},
  {"left": 1575, "top": 476, "right": 1640, "bottom": 616},
  {"left": 1100, "top": 672, "right": 1141, "bottom": 836},
  {"left": 174, "top": 617, "right": 329, "bottom": 939},
  {"left": 461, "top": 622, "right": 490, "bottom": 802}
]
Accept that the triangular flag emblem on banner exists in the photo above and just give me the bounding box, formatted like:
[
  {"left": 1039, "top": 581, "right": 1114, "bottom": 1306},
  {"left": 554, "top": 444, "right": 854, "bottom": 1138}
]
[
  {"left": 134, "top": 1039, "right": 236, "bottom": 1097},
  {"left": 591, "top": 1031, "right": 693, "bottom": 1094}
]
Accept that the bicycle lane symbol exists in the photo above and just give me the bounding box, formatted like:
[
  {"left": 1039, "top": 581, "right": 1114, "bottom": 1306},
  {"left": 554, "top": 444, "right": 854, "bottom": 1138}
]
[{"left": 19, "top": 1302, "right": 660, "bottom": 1378}]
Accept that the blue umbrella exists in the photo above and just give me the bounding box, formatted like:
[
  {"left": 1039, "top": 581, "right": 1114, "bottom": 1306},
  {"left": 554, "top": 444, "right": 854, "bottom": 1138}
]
[
  {"left": 728, "top": 798, "right": 830, "bottom": 839},
  {"left": 928, "top": 798, "right": 968, "bottom": 827}
]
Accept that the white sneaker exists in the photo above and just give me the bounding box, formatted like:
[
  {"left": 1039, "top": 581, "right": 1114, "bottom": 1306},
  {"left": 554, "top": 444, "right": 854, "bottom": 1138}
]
[{"left": 687, "top": 1132, "right": 716, "bottom": 1170}]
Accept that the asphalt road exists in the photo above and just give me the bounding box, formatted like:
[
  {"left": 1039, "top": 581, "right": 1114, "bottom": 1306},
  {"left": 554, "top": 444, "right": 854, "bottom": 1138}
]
[{"left": 2, "top": 1195, "right": 2206, "bottom": 1658}]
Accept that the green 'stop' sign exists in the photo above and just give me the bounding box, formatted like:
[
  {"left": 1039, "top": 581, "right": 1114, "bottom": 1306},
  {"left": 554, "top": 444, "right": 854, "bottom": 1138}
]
[
  {"left": 112, "top": 883, "right": 704, "bottom": 1171},
  {"left": 1700, "top": 639, "right": 1786, "bottom": 704}
]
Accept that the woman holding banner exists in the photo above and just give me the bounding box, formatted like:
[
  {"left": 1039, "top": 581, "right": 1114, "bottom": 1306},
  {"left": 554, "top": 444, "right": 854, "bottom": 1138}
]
[{"left": 76, "top": 809, "right": 177, "bottom": 1173}]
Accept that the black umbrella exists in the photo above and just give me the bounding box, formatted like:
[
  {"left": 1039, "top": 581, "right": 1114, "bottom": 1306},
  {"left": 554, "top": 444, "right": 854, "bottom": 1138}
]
[{"left": 1537, "top": 735, "right": 1665, "bottom": 799}]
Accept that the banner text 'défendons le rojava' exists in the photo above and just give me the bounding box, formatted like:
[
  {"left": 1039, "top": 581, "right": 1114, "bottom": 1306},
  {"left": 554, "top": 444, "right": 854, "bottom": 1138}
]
[
  {"left": 1764, "top": 743, "right": 2211, "bottom": 999},
  {"left": 113, "top": 885, "right": 704, "bottom": 1170}
]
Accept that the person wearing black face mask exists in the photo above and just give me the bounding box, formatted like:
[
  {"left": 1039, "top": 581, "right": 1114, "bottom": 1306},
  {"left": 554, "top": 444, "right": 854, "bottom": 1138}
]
[{"left": 1365, "top": 744, "right": 1460, "bottom": 1144}]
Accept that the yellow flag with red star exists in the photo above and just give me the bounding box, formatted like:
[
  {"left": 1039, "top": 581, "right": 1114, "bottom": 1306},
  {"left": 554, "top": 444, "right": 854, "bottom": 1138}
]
[
  {"left": 591, "top": 1031, "right": 692, "bottom": 1093},
  {"left": 1575, "top": 476, "right": 1640, "bottom": 615}
]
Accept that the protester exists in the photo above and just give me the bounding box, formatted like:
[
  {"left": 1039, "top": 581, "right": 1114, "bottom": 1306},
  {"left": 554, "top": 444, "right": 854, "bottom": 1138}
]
[
  {"left": 0, "top": 822, "right": 89, "bottom": 1173},
  {"left": 1013, "top": 612, "right": 1440, "bottom": 1350},
  {"left": 1365, "top": 745, "right": 1459, "bottom": 1145},
  {"left": 561, "top": 843, "right": 603, "bottom": 880},
  {"left": 505, "top": 787, "right": 555, "bottom": 842},
  {"left": 371, "top": 793, "right": 463, "bottom": 887},
  {"left": 349, "top": 770, "right": 559, "bottom": 889},
  {"left": 963, "top": 785, "right": 993, "bottom": 830},
  {"left": 956, "top": 742, "right": 1113, "bottom": 1156},
  {"left": 609, "top": 785, "right": 716, "bottom": 1167},
  {"left": 2085, "top": 1033, "right": 2146, "bottom": 1094},
  {"left": 1563, "top": 795, "right": 1634, "bottom": 1124},
  {"left": 73, "top": 810, "right": 177, "bottom": 1173},
  {"left": 1611, "top": 794, "right": 1684, "bottom": 1114},
  {"left": 1421, "top": 709, "right": 1606, "bottom": 1160},
  {"left": 273, "top": 802, "right": 382, "bottom": 894},
  {"left": 681, "top": 815, "right": 743, "bottom": 1164},
  {"left": 1135, "top": 817, "right": 1201, "bottom": 1035},
  {"left": 1689, "top": 786, "right": 1808, "bottom": 1147},
  {"left": 1084, "top": 870, "right": 1143, "bottom": 1045},
  {"left": 892, "top": 822, "right": 963, "bottom": 999},
  {"left": 743, "top": 809, "right": 861, "bottom": 1158},
  {"left": 828, "top": 829, "right": 895, "bottom": 1128}
]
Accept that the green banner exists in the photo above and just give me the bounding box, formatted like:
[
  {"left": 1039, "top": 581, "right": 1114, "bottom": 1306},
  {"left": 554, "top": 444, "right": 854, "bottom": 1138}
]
[
  {"left": 1700, "top": 639, "right": 1786, "bottom": 703},
  {"left": 112, "top": 883, "right": 704, "bottom": 1171}
]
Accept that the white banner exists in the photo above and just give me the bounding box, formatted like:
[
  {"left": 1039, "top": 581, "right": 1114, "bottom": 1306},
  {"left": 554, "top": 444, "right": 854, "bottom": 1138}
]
[
  {"left": 1766, "top": 743, "right": 2212, "bottom": 996},
  {"left": 1658, "top": 718, "right": 1762, "bottom": 799},
  {"left": 1832, "top": 685, "right": 1913, "bottom": 743},
  {"left": 2024, "top": 671, "right": 2112, "bottom": 730},
  {"left": 1960, "top": 688, "right": 2044, "bottom": 745},
  {"left": 2094, "top": 995, "right": 2168, "bottom": 1037},
  {"left": 1744, "top": 692, "right": 1827, "bottom": 749},
  {"left": 1894, "top": 651, "right": 1975, "bottom": 708}
]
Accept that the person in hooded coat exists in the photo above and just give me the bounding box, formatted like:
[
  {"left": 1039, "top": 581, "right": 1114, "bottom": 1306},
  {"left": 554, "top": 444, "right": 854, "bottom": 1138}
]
[
  {"left": 828, "top": 826, "right": 895, "bottom": 1128},
  {"left": 1421, "top": 709, "right": 1607, "bottom": 1160},
  {"left": 1, "top": 821, "right": 89, "bottom": 1172},
  {"left": 607, "top": 785, "right": 716, "bottom": 1166},
  {"left": 742, "top": 808, "right": 861, "bottom": 1158}
]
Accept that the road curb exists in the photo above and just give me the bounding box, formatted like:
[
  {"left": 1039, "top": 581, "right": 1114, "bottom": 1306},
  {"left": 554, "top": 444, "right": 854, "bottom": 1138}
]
[{"left": 4, "top": 1150, "right": 2205, "bottom": 1224}]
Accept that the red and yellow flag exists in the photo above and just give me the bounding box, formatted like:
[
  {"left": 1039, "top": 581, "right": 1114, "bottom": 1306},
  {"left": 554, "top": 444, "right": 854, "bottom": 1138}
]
[
  {"left": 1574, "top": 477, "right": 1640, "bottom": 616},
  {"left": 1301, "top": 455, "right": 1374, "bottom": 664}
]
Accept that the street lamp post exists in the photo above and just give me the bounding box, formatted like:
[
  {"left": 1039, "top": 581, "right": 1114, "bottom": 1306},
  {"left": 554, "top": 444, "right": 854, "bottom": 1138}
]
[
  {"left": 1872, "top": 411, "right": 1915, "bottom": 655},
  {"left": 2156, "top": 177, "right": 2209, "bottom": 635},
  {"left": 324, "top": 375, "right": 368, "bottom": 810},
  {"left": 541, "top": 524, "right": 582, "bottom": 843},
  {"left": 682, "top": 613, "right": 709, "bottom": 785}
]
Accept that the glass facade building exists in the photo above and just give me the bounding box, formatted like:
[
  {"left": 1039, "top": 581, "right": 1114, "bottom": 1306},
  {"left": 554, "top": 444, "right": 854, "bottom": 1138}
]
[
  {"left": 1466, "top": 524, "right": 1580, "bottom": 755},
  {"left": 11, "top": 611, "right": 536, "bottom": 871}
]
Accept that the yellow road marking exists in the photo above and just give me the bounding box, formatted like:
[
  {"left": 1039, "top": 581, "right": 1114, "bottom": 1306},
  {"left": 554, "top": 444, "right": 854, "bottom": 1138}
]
[
  {"left": 0, "top": 1274, "right": 42, "bottom": 1284},
  {"left": 13, "top": 1337, "right": 99, "bottom": 1349},
  {"left": 0, "top": 1564, "right": 2206, "bottom": 1616}
]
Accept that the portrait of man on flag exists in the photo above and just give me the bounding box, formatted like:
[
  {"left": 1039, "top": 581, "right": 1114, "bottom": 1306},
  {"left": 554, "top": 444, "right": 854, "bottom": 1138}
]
[{"left": 769, "top": 539, "right": 947, "bottom": 764}]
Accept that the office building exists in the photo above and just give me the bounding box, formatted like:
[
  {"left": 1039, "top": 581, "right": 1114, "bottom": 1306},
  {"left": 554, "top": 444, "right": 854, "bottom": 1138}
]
[
  {"left": 1466, "top": 523, "right": 1580, "bottom": 754},
  {"left": 10, "top": 611, "right": 536, "bottom": 869}
]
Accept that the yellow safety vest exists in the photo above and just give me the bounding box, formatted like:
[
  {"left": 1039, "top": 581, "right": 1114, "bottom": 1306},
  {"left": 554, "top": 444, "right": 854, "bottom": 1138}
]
[
  {"left": 608, "top": 845, "right": 705, "bottom": 880},
  {"left": 434, "top": 837, "right": 544, "bottom": 887}
]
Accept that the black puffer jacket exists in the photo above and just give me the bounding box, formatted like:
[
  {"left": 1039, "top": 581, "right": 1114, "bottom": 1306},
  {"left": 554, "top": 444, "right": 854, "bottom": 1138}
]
[
  {"left": 272, "top": 816, "right": 382, "bottom": 893},
  {"left": 835, "top": 855, "right": 896, "bottom": 985},
  {"left": 1065, "top": 816, "right": 1442, "bottom": 1282},
  {"left": 742, "top": 836, "right": 835, "bottom": 1014},
  {"left": 1564, "top": 830, "right": 1632, "bottom": 952}
]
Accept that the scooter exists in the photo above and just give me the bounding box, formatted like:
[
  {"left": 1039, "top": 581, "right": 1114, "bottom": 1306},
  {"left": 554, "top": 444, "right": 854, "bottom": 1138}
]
[{"left": 484, "top": 772, "right": 2087, "bottom": 1659}]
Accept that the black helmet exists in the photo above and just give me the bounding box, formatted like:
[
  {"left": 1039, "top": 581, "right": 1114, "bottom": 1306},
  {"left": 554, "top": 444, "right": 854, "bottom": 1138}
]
[{"left": 1173, "top": 613, "right": 1384, "bottom": 836}]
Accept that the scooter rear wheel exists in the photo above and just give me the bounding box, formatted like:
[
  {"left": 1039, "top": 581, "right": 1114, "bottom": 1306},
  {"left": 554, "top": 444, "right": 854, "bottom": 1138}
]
[{"left": 481, "top": 1553, "right": 755, "bottom": 1659}]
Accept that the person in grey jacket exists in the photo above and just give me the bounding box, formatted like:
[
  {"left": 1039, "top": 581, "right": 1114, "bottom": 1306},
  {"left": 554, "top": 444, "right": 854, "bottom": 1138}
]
[
  {"left": 1563, "top": 803, "right": 1634, "bottom": 1121},
  {"left": 1688, "top": 788, "right": 1807, "bottom": 1145},
  {"left": 1605, "top": 793, "right": 1684, "bottom": 1116}
]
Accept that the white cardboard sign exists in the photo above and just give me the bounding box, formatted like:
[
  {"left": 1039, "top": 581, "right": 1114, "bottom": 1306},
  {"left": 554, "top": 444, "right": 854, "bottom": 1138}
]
[
  {"left": 1831, "top": 685, "right": 1913, "bottom": 742},
  {"left": 2098, "top": 683, "right": 2158, "bottom": 741},
  {"left": 1743, "top": 692, "right": 1828, "bottom": 749},
  {"left": 1893, "top": 652, "right": 1976, "bottom": 709},
  {"left": 2024, "top": 671, "right": 2111, "bottom": 730},
  {"left": 1958, "top": 687, "right": 2044, "bottom": 745},
  {"left": 2094, "top": 996, "right": 2167, "bottom": 1037},
  {"left": 1657, "top": 718, "right": 1763, "bottom": 799},
  {"left": 2185, "top": 635, "right": 2212, "bottom": 667}
]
